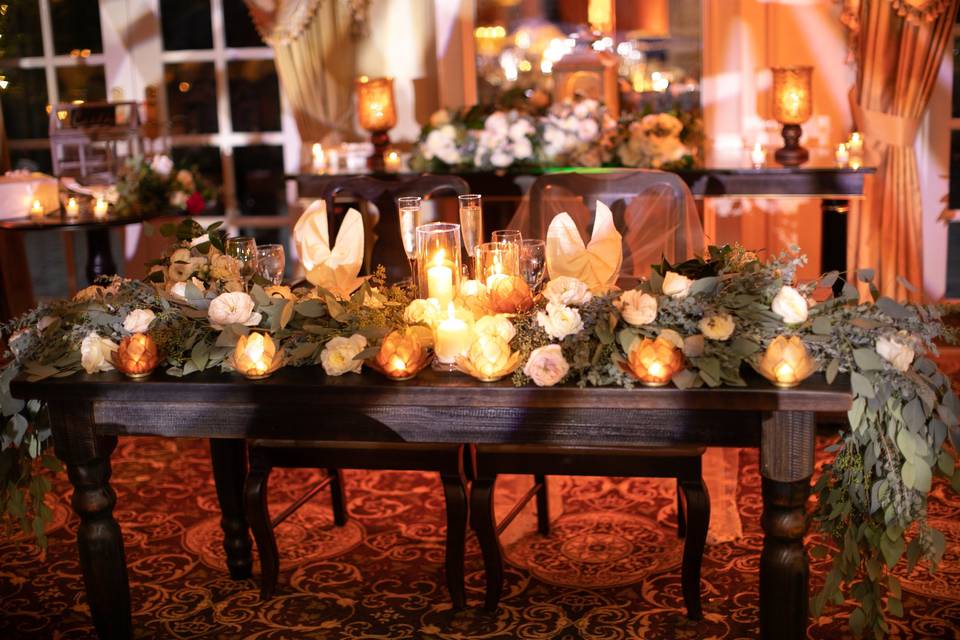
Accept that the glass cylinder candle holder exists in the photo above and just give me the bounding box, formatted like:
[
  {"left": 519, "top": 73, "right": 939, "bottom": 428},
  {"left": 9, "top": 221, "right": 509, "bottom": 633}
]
[
  {"left": 356, "top": 76, "right": 397, "bottom": 171},
  {"left": 771, "top": 66, "right": 813, "bottom": 166},
  {"left": 416, "top": 222, "right": 461, "bottom": 307},
  {"left": 475, "top": 241, "right": 519, "bottom": 289}
]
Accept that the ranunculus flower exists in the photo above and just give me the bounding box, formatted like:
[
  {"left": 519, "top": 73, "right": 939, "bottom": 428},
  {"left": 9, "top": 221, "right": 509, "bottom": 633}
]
[
  {"left": 536, "top": 302, "right": 584, "bottom": 340},
  {"left": 616, "top": 290, "right": 657, "bottom": 326},
  {"left": 320, "top": 334, "right": 367, "bottom": 376},
  {"left": 186, "top": 191, "right": 205, "bottom": 215},
  {"left": 698, "top": 313, "right": 735, "bottom": 341},
  {"left": 403, "top": 298, "right": 442, "bottom": 328},
  {"left": 459, "top": 334, "right": 517, "bottom": 380},
  {"left": 208, "top": 292, "right": 262, "bottom": 330},
  {"left": 662, "top": 271, "right": 693, "bottom": 299},
  {"left": 876, "top": 332, "right": 915, "bottom": 372},
  {"left": 771, "top": 286, "right": 809, "bottom": 324},
  {"left": 168, "top": 248, "right": 195, "bottom": 282},
  {"left": 80, "top": 332, "right": 118, "bottom": 374},
  {"left": 474, "top": 314, "right": 516, "bottom": 343},
  {"left": 123, "top": 309, "right": 156, "bottom": 334},
  {"left": 543, "top": 276, "right": 593, "bottom": 306},
  {"left": 523, "top": 344, "right": 570, "bottom": 387},
  {"left": 150, "top": 154, "right": 173, "bottom": 177}
]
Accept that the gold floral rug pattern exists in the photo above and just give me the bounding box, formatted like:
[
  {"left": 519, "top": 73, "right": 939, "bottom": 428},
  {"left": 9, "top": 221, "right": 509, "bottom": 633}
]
[{"left": 1, "top": 436, "right": 958, "bottom": 639}]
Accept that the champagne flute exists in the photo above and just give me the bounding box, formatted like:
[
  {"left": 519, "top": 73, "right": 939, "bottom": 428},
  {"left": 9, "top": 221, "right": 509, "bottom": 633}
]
[
  {"left": 458, "top": 194, "right": 483, "bottom": 264},
  {"left": 225, "top": 236, "right": 259, "bottom": 283},
  {"left": 397, "top": 196, "right": 422, "bottom": 287},
  {"left": 520, "top": 239, "right": 547, "bottom": 294}
]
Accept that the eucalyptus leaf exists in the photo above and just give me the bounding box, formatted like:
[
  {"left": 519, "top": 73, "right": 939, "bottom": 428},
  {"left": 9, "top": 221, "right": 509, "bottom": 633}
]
[
  {"left": 850, "top": 371, "right": 876, "bottom": 399},
  {"left": 826, "top": 358, "right": 840, "bottom": 384}
]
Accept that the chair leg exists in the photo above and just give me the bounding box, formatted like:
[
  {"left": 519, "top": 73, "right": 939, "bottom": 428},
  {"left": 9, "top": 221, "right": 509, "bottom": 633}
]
[
  {"left": 676, "top": 478, "right": 686, "bottom": 539},
  {"left": 328, "top": 468, "right": 348, "bottom": 526},
  {"left": 679, "top": 477, "right": 710, "bottom": 620},
  {"left": 534, "top": 474, "right": 550, "bottom": 536},
  {"left": 244, "top": 464, "right": 280, "bottom": 600},
  {"left": 470, "top": 472, "right": 503, "bottom": 611},
  {"left": 440, "top": 470, "right": 468, "bottom": 610}
]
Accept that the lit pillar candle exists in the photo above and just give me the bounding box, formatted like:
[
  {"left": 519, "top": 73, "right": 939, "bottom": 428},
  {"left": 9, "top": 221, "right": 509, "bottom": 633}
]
[
  {"left": 384, "top": 150, "right": 401, "bottom": 172},
  {"left": 65, "top": 197, "right": 79, "bottom": 218},
  {"left": 93, "top": 197, "right": 108, "bottom": 219},
  {"left": 311, "top": 143, "right": 326, "bottom": 171},
  {"left": 485, "top": 255, "right": 508, "bottom": 288},
  {"left": 835, "top": 143, "right": 849, "bottom": 166},
  {"left": 435, "top": 302, "right": 472, "bottom": 364},
  {"left": 426, "top": 249, "right": 454, "bottom": 306},
  {"left": 30, "top": 198, "right": 44, "bottom": 218},
  {"left": 750, "top": 143, "right": 765, "bottom": 167},
  {"left": 848, "top": 131, "right": 863, "bottom": 155}
]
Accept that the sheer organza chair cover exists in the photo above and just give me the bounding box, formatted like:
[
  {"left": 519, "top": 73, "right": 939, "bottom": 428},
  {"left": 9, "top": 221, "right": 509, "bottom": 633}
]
[{"left": 507, "top": 170, "right": 706, "bottom": 287}]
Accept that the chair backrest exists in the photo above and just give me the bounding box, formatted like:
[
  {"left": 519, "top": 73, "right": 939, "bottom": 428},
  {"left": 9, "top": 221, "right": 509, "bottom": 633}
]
[
  {"left": 509, "top": 169, "right": 705, "bottom": 284},
  {"left": 307, "top": 174, "right": 470, "bottom": 282}
]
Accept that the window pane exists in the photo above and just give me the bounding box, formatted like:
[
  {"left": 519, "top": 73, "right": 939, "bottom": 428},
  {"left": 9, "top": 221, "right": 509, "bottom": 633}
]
[
  {"left": 49, "top": 0, "right": 103, "bottom": 56},
  {"left": 228, "top": 60, "right": 281, "bottom": 132},
  {"left": 165, "top": 62, "right": 218, "bottom": 134},
  {"left": 233, "top": 145, "right": 285, "bottom": 216},
  {"left": 954, "top": 38, "right": 960, "bottom": 118},
  {"left": 0, "top": 1, "right": 43, "bottom": 58},
  {"left": 1, "top": 67, "right": 49, "bottom": 139},
  {"left": 948, "top": 222, "right": 960, "bottom": 298},
  {"left": 171, "top": 145, "right": 224, "bottom": 214},
  {"left": 10, "top": 148, "right": 52, "bottom": 173},
  {"left": 160, "top": 0, "right": 213, "bottom": 50},
  {"left": 56, "top": 65, "right": 107, "bottom": 103},
  {"left": 224, "top": 0, "right": 263, "bottom": 48},
  {"left": 951, "top": 131, "right": 960, "bottom": 210}
]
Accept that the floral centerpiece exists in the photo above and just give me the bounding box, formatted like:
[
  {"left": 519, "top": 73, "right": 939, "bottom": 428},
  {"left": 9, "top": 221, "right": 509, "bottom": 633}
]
[
  {"left": 538, "top": 98, "right": 617, "bottom": 167},
  {"left": 1, "top": 220, "right": 957, "bottom": 638},
  {"left": 112, "top": 155, "right": 217, "bottom": 218}
]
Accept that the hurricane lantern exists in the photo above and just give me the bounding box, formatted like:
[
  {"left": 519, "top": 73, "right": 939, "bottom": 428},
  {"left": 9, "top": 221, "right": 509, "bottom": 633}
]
[
  {"left": 355, "top": 76, "right": 397, "bottom": 172},
  {"left": 114, "top": 333, "right": 160, "bottom": 379},
  {"left": 771, "top": 66, "right": 813, "bottom": 166}
]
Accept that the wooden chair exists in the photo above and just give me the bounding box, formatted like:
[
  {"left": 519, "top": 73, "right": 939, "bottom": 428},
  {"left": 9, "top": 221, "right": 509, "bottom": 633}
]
[{"left": 469, "top": 444, "right": 710, "bottom": 619}]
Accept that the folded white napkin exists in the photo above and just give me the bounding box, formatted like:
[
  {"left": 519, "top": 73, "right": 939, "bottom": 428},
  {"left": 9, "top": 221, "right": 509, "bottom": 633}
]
[
  {"left": 546, "top": 201, "right": 622, "bottom": 292},
  {"left": 293, "top": 199, "right": 366, "bottom": 299}
]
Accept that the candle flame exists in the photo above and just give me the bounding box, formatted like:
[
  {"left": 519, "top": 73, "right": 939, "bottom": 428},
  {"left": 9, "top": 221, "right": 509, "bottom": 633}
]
[
  {"left": 389, "top": 355, "right": 407, "bottom": 372},
  {"left": 775, "top": 361, "right": 796, "bottom": 383},
  {"left": 648, "top": 361, "right": 666, "bottom": 379},
  {"left": 432, "top": 248, "right": 446, "bottom": 267}
]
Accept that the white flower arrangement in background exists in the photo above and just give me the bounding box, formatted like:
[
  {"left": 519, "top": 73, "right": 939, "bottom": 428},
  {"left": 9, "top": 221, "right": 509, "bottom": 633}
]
[
  {"left": 473, "top": 110, "right": 536, "bottom": 169},
  {"left": 618, "top": 113, "right": 689, "bottom": 169}
]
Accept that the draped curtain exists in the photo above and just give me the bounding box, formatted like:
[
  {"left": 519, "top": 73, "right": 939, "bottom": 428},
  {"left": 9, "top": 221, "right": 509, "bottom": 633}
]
[
  {"left": 843, "top": 0, "right": 959, "bottom": 302},
  {"left": 244, "top": 0, "right": 360, "bottom": 144}
]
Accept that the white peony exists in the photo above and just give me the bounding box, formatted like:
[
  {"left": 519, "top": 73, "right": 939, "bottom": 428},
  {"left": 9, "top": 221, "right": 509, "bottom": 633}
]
[
  {"left": 423, "top": 126, "right": 462, "bottom": 165},
  {"left": 698, "top": 313, "right": 736, "bottom": 341},
  {"left": 876, "top": 332, "right": 915, "bottom": 372},
  {"left": 403, "top": 298, "right": 442, "bottom": 327},
  {"left": 150, "top": 154, "right": 173, "bottom": 177},
  {"left": 543, "top": 276, "right": 593, "bottom": 306},
  {"left": 523, "top": 344, "right": 570, "bottom": 387},
  {"left": 123, "top": 309, "right": 156, "bottom": 334},
  {"left": 208, "top": 292, "right": 262, "bottom": 330},
  {"left": 771, "top": 286, "right": 809, "bottom": 325},
  {"left": 474, "top": 315, "right": 516, "bottom": 343},
  {"left": 662, "top": 271, "right": 693, "bottom": 299},
  {"left": 80, "top": 332, "right": 118, "bottom": 374},
  {"left": 320, "top": 334, "right": 367, "bottom": 376},
  {"left": 536, "top": 302, "right": 584, "bottom": 340},
  {"left": 616, "top": 290, "right": 657, "bottom": 326}
]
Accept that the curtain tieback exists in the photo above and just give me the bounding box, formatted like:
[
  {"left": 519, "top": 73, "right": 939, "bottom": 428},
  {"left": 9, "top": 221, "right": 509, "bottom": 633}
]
[{"left": 850, "top": 99, "right": 921, "bottom": 147}]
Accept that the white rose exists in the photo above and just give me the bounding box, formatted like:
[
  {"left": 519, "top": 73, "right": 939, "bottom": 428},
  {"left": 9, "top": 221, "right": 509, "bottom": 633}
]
[
  {"left": 208, "top": 292, "right": 262, "bottom": 330},
  {"left": 876, "top": 332, "right": 915, "bottom": 372},
  {"left": 320, "top": 334, "right": 367, "bottom": 376},
  {"left": 543, "top": 276, "right": 593, "bottom": 306},
  {"left": 577, "top": 118, "right": 600, "bottom": 142},
  {"left": 698, "top": 313, "right": 736, "bottom": 341},
  {"left": 403, "top": 298, "right": 442, "bottom": 327},
  {"left": 80, "top": 332, "right": 118, "bottom": 374},
  {"left": 771, "top": 286, "right": 809, "bottom": 325},
  {"left": 658, "top": 328, "right": 685, "bottom": 350},
  {"left": 523, "top": 344, "right": 570, "bottom": 387},
  {"left": 169, "top": 191, "right": 188, "bottom": 209},
  {"left": 616, "top": 290, "right": 657, "bottom": 326},
  {"left": 168, "top": 248, "right": 195, "bottom": 283},
  {"left": 662, "top": 271, "right": 693, "bottom": 299},
  {"left": 474, "top": 315, "right": 516, "bottom": 343},
  {"left": 150, "top": 154, "right": 173, "bottom": 177},
  {"left": 536, "top": 302, "right": 584, "bottom": 340},
  {"left": 123, "top": 309, "right": 156, "bottom": 334}
]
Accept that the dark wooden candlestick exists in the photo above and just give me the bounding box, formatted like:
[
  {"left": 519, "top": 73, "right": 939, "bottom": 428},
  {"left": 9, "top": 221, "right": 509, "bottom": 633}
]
[
  {"left": 774, "top": 124, "right": 809, "bottom": 166},
  {"left": 368, "top": 130, "right": 390, "bottom": 172}
]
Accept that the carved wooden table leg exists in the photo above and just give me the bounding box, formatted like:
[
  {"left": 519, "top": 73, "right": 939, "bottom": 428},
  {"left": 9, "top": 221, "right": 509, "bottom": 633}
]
[
  {"left": 759, "top": 410, "right": 815, "bottom": 640},
  {"left": 470, "top": 472, "right": 503, "bottom": 611},
  {"left": 440, "top": 470, "right": 467, "bottom": 609},
  {"left": 209, "top": 439, "right": 253, "bottom": 579},
  {"left": 50, "top": 402, "right": 132, "bottom": 639}
]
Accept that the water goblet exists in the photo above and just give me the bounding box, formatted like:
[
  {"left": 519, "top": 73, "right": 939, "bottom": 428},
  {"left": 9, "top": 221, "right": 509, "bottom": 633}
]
[
  {"left": 256, "top": 244, "right": 286, "bottom": 285},
  {"left": 226, "top": 236, "right": 259, "bottom": 282},
  {"left": 520, "top": 239, "right": 546, "bottom": 294}
]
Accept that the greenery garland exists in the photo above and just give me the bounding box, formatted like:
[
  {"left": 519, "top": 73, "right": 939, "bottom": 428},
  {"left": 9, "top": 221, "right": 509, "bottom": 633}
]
[{"left": 1, "top": 225, "right": 957, "bottom": 637}]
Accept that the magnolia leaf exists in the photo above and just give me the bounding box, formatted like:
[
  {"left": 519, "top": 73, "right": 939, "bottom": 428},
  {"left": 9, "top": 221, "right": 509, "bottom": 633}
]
[
  {"left": 618, "top": 329, "right": 640, "bottom": 355},
  {"left": 826, "top": 358, "right": 840, "bottom": 384},
  {"left": 295, "top": 299, "right": 327, "bottom": 318},
  {"left": 853, "top": 348, "right": 883, "bottom": 371},
  {"left": 279, "top": 301, "right": 295, "bottom": 329},
  {"left": 730, "top": 337, "right": 761, "bottom": 357},
  {"left": 850, "top": 371, "right": 876, "bottom": 399},
  {"left": 888, "top": 597, "right": 903, "bottom": 618}
]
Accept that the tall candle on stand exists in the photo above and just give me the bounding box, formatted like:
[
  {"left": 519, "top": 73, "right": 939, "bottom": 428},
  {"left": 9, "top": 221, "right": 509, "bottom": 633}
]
[
  {"left": 426, "top": 249, "right": 454, "bottom": 306},
  {"left": 835, "top": 143, "right": 849, "bottom": 166},
  {"left": 311, "top": 143, "right": 326, "bottom": 171},
  {"left": 65, "top": 197, "right": 79, "bottom": 218},
  {"left": 435, "top": 302, "right": 472, "bottom": 365}
]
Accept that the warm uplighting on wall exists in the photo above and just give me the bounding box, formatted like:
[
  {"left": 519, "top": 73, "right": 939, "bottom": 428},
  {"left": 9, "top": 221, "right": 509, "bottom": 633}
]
[
  {"left": 771, "top": 66, "right": 813, "bottom": 166},
  {"left": 588, "top": 0, "right": 615, "bottom": 35}
]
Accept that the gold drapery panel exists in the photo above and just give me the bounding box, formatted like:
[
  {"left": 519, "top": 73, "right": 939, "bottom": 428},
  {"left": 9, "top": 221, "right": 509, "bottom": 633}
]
[
  {"left": 844, "top": 0, "right": 958, "bottom": 302},
  {"left": 244, "top": 0, "right": 358, "bottom": 144}
]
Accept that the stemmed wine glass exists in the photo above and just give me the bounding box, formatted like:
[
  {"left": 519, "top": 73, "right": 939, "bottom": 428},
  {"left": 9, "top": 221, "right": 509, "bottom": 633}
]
[
  {"left": 520, "top": 239, "right": 546, "bottom": 294},
  {"left": 256, "top": 244, "right": 286, "bottom": 285},
  {"left": 458, "top": 194, "right": 483, "bottom": 276},
  {"left": 397, "top": 196, "right": 422, "bottom": 287},
  {"left": 225, "top": 237, "right": 259, "bottom": 283}
]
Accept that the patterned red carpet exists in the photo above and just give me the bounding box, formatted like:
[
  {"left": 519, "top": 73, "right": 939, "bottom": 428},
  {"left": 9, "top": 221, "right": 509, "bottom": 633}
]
[{"left": 1, "top": 436, "right": 958, "bottom": 639}]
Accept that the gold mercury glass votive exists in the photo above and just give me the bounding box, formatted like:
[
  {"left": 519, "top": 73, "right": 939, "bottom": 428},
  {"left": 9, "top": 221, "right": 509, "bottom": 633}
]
[
  {"left": 756, "top": 335, "right": 816, "bottom": 388},
  {"left": 487, "top": 275, "right": 534, "bottom": 314},
  {"left": 231, "top": 332, "right": 284, "bottom": 380},
  {"left": 622, "top": 336, "right": 684, "bottom": 387},
  {"left": 771, "top": 66, "right": 813, "bottom": 166},
  {"left": 114, "top": 333, "right": 160, "bottom": 379}
]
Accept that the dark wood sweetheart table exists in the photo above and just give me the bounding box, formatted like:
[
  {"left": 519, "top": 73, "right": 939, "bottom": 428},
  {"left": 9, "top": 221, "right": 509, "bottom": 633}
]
[{"left": 12, "top": 368, "right": 852, "bottom": 640}]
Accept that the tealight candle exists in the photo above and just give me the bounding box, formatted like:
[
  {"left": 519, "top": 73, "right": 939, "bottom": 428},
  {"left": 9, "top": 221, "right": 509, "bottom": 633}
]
[
  {"left": 231, "top": 332, "right": 284, "bottom": 380},
  {"left": 114, "top": 333, "right": 160, "bottom": 379},
  {"left": 30, "top": 199, "right": 44, "bottom": 219},
  {"left": 750, "top": 143, "right": 765, "bottom": 167},
  {"left": 65, "top": 197, "right": 79, "bottom": 218},
  {"left": 755, "top": 335, "right": 816, "bottom": 388},
  {"left": 622, "top": 336, "right": 684, "bottom": 387},
  {"left": 435, "top": 302, "right": 472, "bottom": 365},
  {"left": 848, "top": 131, "right": 863, "bottom": 155},
  {"left": 311, "top": 142, "right": 326, "bottom": 171},
  {"left": 426, "top": 249, "right": 455, "bottom": 306},
  {"left": 384, "top": 150, "right": 401, "bottom": 172},
  {"left": 93, "top": 197, "right": 108, "bottom": 219},
  {"left": 485, "top": 255, "right": 509, "bottom": 288},
  {"left": 835, "top": 143, "right": 849, "bottom": 166}
]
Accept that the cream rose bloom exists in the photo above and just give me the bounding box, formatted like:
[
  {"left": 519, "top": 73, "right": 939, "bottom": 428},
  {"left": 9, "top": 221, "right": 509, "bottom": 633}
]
[
  {"left": 208, "top": 292, "right": 262, "bottom": 330},
  {"left": 474, "top": 314, "right": 516, "bottom": 343},
  {"left": 616, "top": 290, "right": 657, "bottom": 326},
  {"left": 662, "top": 271, "right": 693, "bottom": 299},
  {"left": 168, "top": 248, "right": 195, "bottom": 282},
  {"left": 403, "top": 298, "right": 442, "bottom": 327},
  {"left": 210, "top": 254, "right": 241, "bottom": 281},
  {"left": 698, "top": 313, "right": 735, "bottom": 341},
  {"left": 123, "top": 309, "right": 156, "bottom": 334},
  {"left": 320, "top": 334, "right": 368, "bottom": 376},
  {"left": 771, "top": 286, "right": 809, "bottom": 324},
  {"left": 536, "top": 302, "right": 584, "bottom": 340},
  {"left": 543, "top": 276, "right": 593, "bottom": 306},
  {"left": 80, "top": 332, "right": 118, "bottom": 374},
  {"left": 523, "top": 344, "right": 570, "bottom": 387},
  {"left": 876, "top": 332, "right": 915, "bottom": 372}
]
